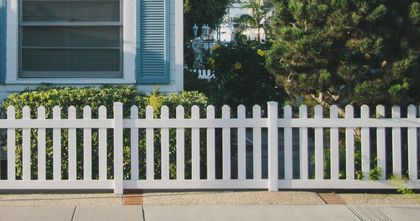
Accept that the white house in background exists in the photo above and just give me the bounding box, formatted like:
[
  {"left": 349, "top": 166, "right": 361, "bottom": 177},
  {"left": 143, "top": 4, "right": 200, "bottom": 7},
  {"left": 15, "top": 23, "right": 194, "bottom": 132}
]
[
  {"left": 217, "top": 0, "right": 273, "bottom": 42},
  {"left": 217, "top": 0, "right": 247, "bottom": 42},
  {"left": 0, "top": 0, "right": 183, "bottom": 100}
]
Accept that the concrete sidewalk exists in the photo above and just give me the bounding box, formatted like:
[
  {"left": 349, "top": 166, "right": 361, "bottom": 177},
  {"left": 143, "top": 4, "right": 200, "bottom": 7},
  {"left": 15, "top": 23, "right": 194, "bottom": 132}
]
[
  {"left": 0, "top": 192, "right": 419, "bottom": 220},
  {"left": 143, "top": 205, "right": 420, "bottom": 221},
  {"left": 1, "top": 205, "right": 420, "bottom": 221},
  {"left": 0, "top": 206, "right": 142, "bottom": 221}
]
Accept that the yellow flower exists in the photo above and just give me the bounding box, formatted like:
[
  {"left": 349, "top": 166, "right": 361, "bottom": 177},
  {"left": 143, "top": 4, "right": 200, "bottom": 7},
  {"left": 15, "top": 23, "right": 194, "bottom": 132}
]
[
  {"left": 234, "top": 62, "right": 242, "bottom": 70},
  {"left": 208, "top": 58, "right": 216, "bottom": 66},
  {"left": 257, "top": 49, "right": 265, "bottom": 57}
]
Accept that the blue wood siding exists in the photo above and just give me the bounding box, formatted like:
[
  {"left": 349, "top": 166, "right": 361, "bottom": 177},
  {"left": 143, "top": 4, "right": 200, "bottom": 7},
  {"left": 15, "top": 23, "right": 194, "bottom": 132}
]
[
  {"left": 137, "top": 0, "right": 170, "bottom": 84},
  {"left": 0, "top": 0, "right": 5, "bottom": 84}
]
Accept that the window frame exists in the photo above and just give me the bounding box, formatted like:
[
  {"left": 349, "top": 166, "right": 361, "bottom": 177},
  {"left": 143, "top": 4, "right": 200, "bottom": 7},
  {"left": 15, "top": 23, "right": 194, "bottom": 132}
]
[
  {"left": 6, "top": 0, "right": 136, "bottom": 84},
  {"left": 19, "top": 0, "right": 123, "bottom": 78}
]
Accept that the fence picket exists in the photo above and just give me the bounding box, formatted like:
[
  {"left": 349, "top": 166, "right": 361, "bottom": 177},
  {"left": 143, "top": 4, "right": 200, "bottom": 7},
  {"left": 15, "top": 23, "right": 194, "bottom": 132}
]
[
  {"left": 83, "top": 106, "right": 92, "bottom": 180},
  {"left": 252, "top": 105, "right": 262, "bottom": 180},
  {"left": 222, "top": 105, "right": 231, "bottom": 180},
  {"left": 284, "top": 105, "right": 293, "bottom": 180},
  {"left": 176, "top": 106, "right": 185, "bottom": 180},
  {"left": 68, "top": 106, "right": 77, "bottom": 180},
  {"left": 161, "top": 106, "right": 170, "bottom": 180},
  {"left": 130, "top": 106, "right": 139, "bottom": 180},
  {"left": 191, "top": 105, "right": 200, "bottom": 180},
  {"left": 113, "top": 102, "right": 124, "bottom": 194},
  {"left": 237, "top": 105, "right": 246, "bottom": 180},
  {"left": 330, "top": 105, "right": 339, "bottom": 180},
  {"left": 392, "top": 106, "right": 402, "bottom": 176},
  {"left": 53, "top": 106, "right": 61, "bottom": 180},
  {"left": 345, "top": 105, "right": 355, "bottom": 180},
  {"left": 206, "top": 105, "right": 215, "bottom": 180},
  {"left": 22, "top": 106, "right": 31, "bottom": 180},
  {"left": 146, "top": 106, "right": 154, "bottom": 180},
  {"left": 407, "top": 105, "right": 417, "bottom": 180},
  {"left": 299, "top": 105, "right": 308, "bottom": 180},
  {"left": 98, "top": 106, "right": 107, "bottom": 181},
  {"left": 7, "top": 106, "right": 16, "bottom": 180},
  {"left": 361, "top": 105, "right": 370, "bottom": 180},
  {"left": 268, "top": 102, "right": 278, "bottom": 191},
  {"left": 314, "top": 105, "right": 323, "bottom": 180},
  {"left": 37, "top": 106, "right": 46, "bottom": 181},
  {"left": 0, "top": 101, "right": 419, "bottom": 192},
  {"left": 376, "top": 105, "right": 386, "bottom": 179}
]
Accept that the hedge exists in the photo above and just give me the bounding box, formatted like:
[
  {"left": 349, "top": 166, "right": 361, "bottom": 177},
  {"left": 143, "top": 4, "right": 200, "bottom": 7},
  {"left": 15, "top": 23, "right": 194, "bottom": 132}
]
[{"left": 0, "top": 86, "right": 208, "bottom": 180}]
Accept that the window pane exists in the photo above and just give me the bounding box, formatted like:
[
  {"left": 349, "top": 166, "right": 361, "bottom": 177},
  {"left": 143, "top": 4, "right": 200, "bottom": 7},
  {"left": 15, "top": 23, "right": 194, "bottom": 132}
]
[
  {"left": 23, "top": 0, "right": 120, "bottom": 22},
  {"left": 19, "top": 0, "right": 122, "bottom": 78},
  {"left": 22, "top": 49, "right": 120, "bottom": 72},
  {"left": 23, "top": 26, "right": 120, "bottom": 48}
]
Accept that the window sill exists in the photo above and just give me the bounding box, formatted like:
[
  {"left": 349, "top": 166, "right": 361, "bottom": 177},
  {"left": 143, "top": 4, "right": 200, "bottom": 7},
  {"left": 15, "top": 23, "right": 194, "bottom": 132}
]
[{"left": 5, "top": 78, "right": 136, "bottom": 85}]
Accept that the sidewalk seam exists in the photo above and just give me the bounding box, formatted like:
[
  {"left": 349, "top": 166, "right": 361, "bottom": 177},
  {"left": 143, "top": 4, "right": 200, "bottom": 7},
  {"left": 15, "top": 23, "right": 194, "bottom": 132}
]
[
  {"left": 316, "top": 193, "right": 328, "bottom": 204},
  {"left": 142, "top": 206, "right": 146, "bottom": 221},
  {"left": 71, "top": 206, "right": 77, "bottom": 221}
]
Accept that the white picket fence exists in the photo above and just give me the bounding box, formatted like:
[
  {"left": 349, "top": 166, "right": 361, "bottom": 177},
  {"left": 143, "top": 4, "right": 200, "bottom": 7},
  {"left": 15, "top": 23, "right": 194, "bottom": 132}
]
[{"left": 0, "top": 102, "right": 419, "bottom": 194}]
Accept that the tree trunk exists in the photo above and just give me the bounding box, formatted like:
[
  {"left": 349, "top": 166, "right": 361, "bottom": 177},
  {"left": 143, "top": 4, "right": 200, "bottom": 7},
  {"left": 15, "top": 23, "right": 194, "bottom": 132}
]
[{"left": 257, "top": 28, "right": 261, "bottom": 42}]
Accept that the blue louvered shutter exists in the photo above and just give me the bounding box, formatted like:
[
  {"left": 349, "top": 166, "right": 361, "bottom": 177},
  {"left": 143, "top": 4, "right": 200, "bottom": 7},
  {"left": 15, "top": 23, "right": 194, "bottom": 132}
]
[
  {"left": 137, "top": 0, "right": 170, "bottom": 84},
  {"left": 0, "top": 0, "right": 5, "bottom": 83}
]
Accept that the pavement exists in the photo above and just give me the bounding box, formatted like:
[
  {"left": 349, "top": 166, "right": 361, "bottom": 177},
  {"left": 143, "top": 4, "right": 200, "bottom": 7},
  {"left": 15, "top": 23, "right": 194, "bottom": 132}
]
[
  {"left": 0, "top": 192, "right": 419, "bottom": 221},
  {"left": 1, "top": 205, "right": 420, "bottom": 221}
]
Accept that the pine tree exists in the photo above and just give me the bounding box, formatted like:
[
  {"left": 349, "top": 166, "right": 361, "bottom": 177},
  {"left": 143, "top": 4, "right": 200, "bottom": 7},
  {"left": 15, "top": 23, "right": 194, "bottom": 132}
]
[{"left": 267, "top": 0, "right": 420, "bottom": 107}]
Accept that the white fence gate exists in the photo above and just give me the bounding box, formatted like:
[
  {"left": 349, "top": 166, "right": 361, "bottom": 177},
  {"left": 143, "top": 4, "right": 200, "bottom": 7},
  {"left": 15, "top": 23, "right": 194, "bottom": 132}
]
[{"left": 0, "top": 102, "right": 419, "bottom": 194}]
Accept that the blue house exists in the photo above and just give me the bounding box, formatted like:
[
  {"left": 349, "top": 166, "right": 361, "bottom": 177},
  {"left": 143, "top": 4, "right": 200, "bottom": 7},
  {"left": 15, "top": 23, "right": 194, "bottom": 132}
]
[{"left": 0, "top": 0, "right": 184, "bottom": 99}]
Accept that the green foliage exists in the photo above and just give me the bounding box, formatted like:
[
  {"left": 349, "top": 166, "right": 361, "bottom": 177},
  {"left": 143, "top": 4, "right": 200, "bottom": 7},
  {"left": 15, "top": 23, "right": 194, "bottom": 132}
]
[
  {"left": 184, "top": 0, "right": 231, "bottom": 40},
  {"left": 1, "top": 86, "right": 143, "bottom": 119},
  {"left": 183, "top": 0, "right": 232, "bottom": 70},
  {"left": 0, "top": 86, "right": 208, "bottom": 179},
  {"left": 389, "top": 175, "right": 415, "bottom": 196},
  {"left": 310, "top": 130, "right": 381, "bottom": 181},
  {"left": 410, "top": 2, "right": 420, "bottom": 25},
  {"left": 238, "top": 1, "right": 274, "bottom": 41},
  {"left": 185, "top": 39, "right": 284, "bottom": 109},
  {"left": 268, "top": 0, "right": 420, "bottom": 107},
  {"left": 369, "top": 166, "right": 382, "bottom": 181}
]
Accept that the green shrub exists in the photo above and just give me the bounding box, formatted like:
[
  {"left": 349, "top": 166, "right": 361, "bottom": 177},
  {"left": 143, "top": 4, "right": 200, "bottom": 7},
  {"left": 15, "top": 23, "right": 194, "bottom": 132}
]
[
  {"left": 0, "top": 86, "right": 208, "bottom": 180},
  {"left": 185, "top": 38, "right": 284, "bottom": 109},
  {"left": 310, "top": 130, "right": 382, "bottom": 181},
  {"left": 389, "top": 175, "right": 415, "bottom": 196},
  {"left": 369, "top": 166, "right": 382, "bottom": 181}
]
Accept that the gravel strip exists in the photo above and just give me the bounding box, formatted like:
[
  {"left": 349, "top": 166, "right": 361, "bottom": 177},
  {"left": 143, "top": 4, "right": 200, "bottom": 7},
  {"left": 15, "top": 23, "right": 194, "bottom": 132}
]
[
  {"left": 339, "top": 194, "right": 420, "bottom": 205},
  {"left": 142, "top": 191, "right": 325, "bottom": 206},
  {"left": 2, "top": 192, "right": 419, "bottom": 207},
  {"left": 0, "top": 194, "right": 122, "bottom": 206}
]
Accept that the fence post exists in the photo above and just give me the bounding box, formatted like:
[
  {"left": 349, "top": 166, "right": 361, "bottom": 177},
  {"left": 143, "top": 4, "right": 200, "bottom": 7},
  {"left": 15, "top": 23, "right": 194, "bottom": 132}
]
[
  {"left": 7, "top": 106, "right": 16, "bottom": 180},
  {"left": 267, "top": 102, "right": 278, "bottom": 191},
  {"left": 113, "top": 102, "right": 124, "bottom": 195}
]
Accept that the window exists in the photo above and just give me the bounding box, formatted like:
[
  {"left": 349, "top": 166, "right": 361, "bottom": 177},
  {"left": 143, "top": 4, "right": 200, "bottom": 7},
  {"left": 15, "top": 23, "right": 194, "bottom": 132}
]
[{"left": 19, "top": 0, "right": 123, "bottom": 78}]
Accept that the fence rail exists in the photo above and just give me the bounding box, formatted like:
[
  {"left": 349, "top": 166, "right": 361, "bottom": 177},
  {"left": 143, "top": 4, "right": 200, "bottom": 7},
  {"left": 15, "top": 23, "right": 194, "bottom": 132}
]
[{"left": 0, "top": 102, "right": 419, "bottom": 194}]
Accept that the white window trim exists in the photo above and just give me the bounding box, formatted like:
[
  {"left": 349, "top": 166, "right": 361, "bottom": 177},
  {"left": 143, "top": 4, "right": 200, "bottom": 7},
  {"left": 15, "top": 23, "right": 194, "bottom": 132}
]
[{"left": 6, "top": 0, "right": 136, "bottom": 84}]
